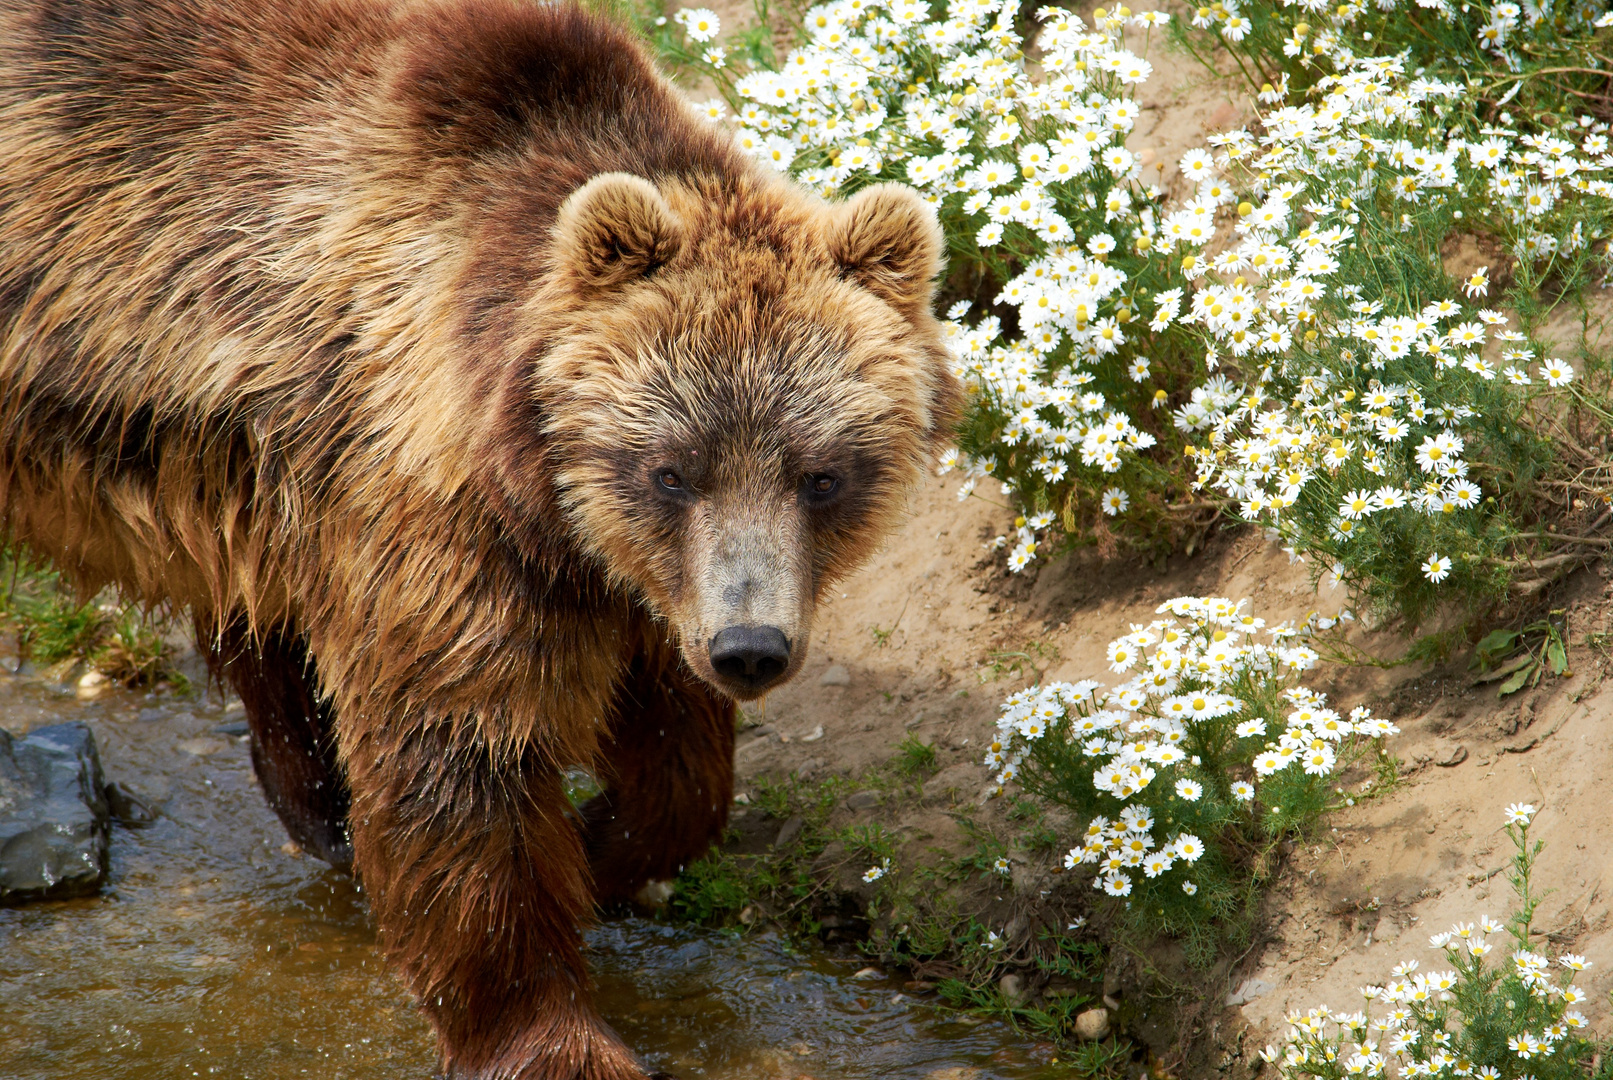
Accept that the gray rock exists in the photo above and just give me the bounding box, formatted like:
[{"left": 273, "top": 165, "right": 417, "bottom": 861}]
[
  {"left": 998, "top": 973, "right": 1028, "bottom": 1007},
  {"left": 0, "top": 723, "right": 111, "bottom": 904},
  {"left": 773, "top": 816, "right": 805, "bottom": 849},
  {"left": 136, "top": 707, "right": 166, "bottom": 723},
  {"left": 846, "top": 790, "right": 881, "bottom": 811},
  {"left": 819, "top": 664, "right": 851, "bottom": 686}
]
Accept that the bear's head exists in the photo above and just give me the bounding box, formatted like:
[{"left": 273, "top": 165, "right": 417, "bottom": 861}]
[{"left": 527, "top": 171, "right": 961, "bottom": 699}]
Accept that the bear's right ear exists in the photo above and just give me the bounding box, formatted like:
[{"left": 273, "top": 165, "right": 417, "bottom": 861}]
[{"left": 552, "top": 173, "right": 683, "bottom": 291}]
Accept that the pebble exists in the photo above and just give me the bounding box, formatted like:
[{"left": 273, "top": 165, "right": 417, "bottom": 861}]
[
  {"left": 818, "top": 665, "right": 850, "bottom": 687},
  {"left": 998, "top": 973, "right": 1027, "bottom": 1007},
  {"left": 176, "top": 737, "right": 230, "bottom": 757},
  {"left": 136, "top": 707, "right": 166, "bottom": 722},
  {"left": 76, "top": 670, "right": 109, "bottom": 700},
  {"left": 798, "top": 725, "right": 824, "bottom": 743},
  {"left": 851, "top": 966, "right": 883, "bottom": 980},
  {"left": 634, "top": 879, "right": 674, "bottom": 908},
  {"left": 1074, "top": 1007, "right": 1110, "bottom": 1041}
]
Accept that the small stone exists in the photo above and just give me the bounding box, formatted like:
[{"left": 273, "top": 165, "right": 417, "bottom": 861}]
[
  {"left": 904, "top": 710, "right": 926, "bottom": 730},
  {"left": 1074, "top": 1007, "right": 1110, "bottom": 1041},
  {"left": 177, "top": 737, "right": 229, "bottom": 757},
  {"left": 798, "top": 725, "right": 825, "bottom": 743},
  {"left": 732, "top": 792, "right": 751, "bottom": 805},
  {"left": 747, "top": 724, "right": 776, "bottom": 737},
  {"left": 1435, "top": 743, "right": 1468, "bottom": 767},
  {"left": 136, "top": 707, "right": 166, "bottom": 722},
  {"left": 998, "top": 973, "right": 1028, "bottom": 1007},
  {"left": 212, "top": 721, "right": 250, "bottom": 738},
  {"left": 773, "top": 816, "right": 805, "bottom": 848},
  {"left": 852, "top": 966, "right": 883, "bottom": 980},
  {"left": 76, "top": 670, "right": 109, "bottom": 700},
  {"left": 819, "top": 664, "right": 851, "bottom": 687},
  {"left": 1226, "top": 977, "right": 1273, "bottom": 1007},
  {"left": 281, "top": 840, "right": 303, "bottom": 857},
  {"left": 795, "top": 757, "right": 824, "bottom": 780},
  {"left": 634, "top": 879, "right": 674, "bottom": 908},
  {"left": 846, "top": 790, "right": 880, "bottom": 811}
]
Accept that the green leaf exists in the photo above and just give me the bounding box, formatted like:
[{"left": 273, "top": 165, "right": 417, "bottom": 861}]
[
  {"left": 1472, "top": 652, "right": 1534, "bottom": 685},
  {"left": 1498, "top": 661, "right": 1536, "bottom": 697},
  {"left": 1546, "top": 640, "right": 1567, "bottom": 676},
  {"left": 1472, "top": 628, "right": 1521, "bottom": 669}
]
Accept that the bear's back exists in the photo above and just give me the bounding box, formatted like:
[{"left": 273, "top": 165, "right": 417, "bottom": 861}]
[{"left": 0, "top": 0, "right": 741, "bottom": 445}]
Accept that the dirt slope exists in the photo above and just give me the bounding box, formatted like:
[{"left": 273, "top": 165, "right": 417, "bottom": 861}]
[{"left": 739, "top": 453, "right": 1613, "bottom": 1058}]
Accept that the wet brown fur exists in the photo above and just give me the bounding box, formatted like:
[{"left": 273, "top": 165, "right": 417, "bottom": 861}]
[{"left": 0, "top": 1, "right": 961, "bottom": 1077}]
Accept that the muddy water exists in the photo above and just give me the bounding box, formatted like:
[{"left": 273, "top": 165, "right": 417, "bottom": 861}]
[{"left": 0, "top": 664, "right": 1059, "bottom": 1080}]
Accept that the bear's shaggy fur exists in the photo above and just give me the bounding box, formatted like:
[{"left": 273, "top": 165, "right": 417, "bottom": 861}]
[{"left": 0, "top": 0, "right": 960, "bottom": 1076}]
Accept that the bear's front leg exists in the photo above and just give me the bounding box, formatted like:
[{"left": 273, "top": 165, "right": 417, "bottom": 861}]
[
  {"left": 581, "top": 647, "right": 736, "bottom": 905},
  {"left": 343, "top": 717, "right": 647, "bottom": 1080}
]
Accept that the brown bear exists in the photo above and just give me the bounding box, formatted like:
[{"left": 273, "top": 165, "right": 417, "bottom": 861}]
[{"left": 0, "top": 0, "right": 960, "bottom": 1076}]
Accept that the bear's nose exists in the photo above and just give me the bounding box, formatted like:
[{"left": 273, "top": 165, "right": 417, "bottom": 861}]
[{"left": 708, "top": 625, "right": 791, "bottom": 690}]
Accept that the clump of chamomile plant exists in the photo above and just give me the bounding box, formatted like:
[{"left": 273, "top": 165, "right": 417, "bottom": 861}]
[
  {"left": 986, "top": 596, "right": 1398, "bottom": 959},
  {"left": 1262, "top": 802, "right": 1606, "bottom": 1080}
]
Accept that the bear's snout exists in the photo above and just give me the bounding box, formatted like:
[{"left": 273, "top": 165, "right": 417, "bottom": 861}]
[{"left": 708, "top": 625, "right": 791, "bottom": 692}]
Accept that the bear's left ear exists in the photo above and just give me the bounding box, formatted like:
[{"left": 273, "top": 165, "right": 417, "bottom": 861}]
[
  {"left": 826, "top": 183, "right": 944, "bottom": 317},
  {"left": 552, "top": 173, "right": 684, "bottom": 291}
]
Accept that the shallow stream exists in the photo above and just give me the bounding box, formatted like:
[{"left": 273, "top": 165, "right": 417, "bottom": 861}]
[{"left": 0, "top": 665, "right": 1060, "bottom": 1079}]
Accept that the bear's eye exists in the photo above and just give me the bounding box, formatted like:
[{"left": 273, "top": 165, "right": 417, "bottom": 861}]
[
  {"left": 804, "top": 473, "right": 840, "bottom": 500},
  {"left": 656, "top": 469, "right": 684, "bottom": 491}
]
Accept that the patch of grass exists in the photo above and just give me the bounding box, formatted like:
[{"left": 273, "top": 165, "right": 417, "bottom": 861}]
[
  {"left": 95, "top": 610, "right": 181, "bottom": 689},
  {"left": 1006, "top": 797, "right": 1062, "bottom": 853},
  {"left": 674, "top": 770, "right": 1134, "bottom": 1069},
  {"left": 893, "top": 734, "right": 937, "bottom": 778},
  {"left": 977, "top": 641, "right": 1061, "bottom": 684},
  {"left": 18, "top": 593, "right": 107, "bottom": 665},
  {"left": 1, "top": 548, "right": 182, "bottom": 687},
  {"left": 670, "top": 771, "right": 853, "bottom": 929},
  {"left": 947, "top": 814, "right": 1011, "bottom": 881}
]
